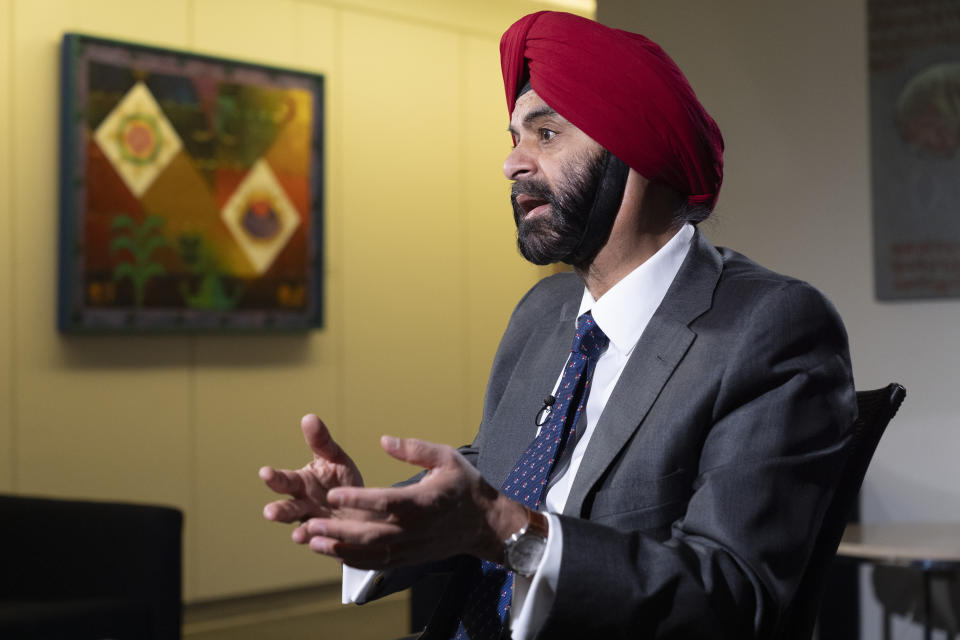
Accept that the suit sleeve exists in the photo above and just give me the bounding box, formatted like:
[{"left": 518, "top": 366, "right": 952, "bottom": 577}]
[{"left": 537, "top": 281, "right": 856, "bottom": 639}]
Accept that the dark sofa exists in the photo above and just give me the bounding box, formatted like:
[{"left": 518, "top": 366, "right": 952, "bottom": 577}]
[{"left": 0, "top": 494, "right": 182, "bottom": 639}]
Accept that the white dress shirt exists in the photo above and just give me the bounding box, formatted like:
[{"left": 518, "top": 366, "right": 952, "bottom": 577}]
[{"left": 346, "top": 225, "right": 695, "bottom": 639}]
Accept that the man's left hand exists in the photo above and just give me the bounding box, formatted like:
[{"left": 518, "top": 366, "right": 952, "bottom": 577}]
[{"left": 299, "top": 435, "right": 528, "bottom": 570}]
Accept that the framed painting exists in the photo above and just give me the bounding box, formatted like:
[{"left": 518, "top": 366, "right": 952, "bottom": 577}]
[
  {"left": 58, "top": 33, "right": 324, "bottom": 332},
  {"left": 868, "top": 1, "right": 960, "bottom": 299}
]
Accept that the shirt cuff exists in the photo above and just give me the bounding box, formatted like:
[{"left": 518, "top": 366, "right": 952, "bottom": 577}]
[
  {"left": 342, "top": 564, "right": 379, "bottom": 604},
  {"left": 509, "top": 512, "right": 562, "bottom": 640}
]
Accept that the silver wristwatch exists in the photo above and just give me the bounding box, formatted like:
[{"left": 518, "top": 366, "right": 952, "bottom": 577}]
[{"left": 503, "top": 509, "right": 549, "bottom": 577}]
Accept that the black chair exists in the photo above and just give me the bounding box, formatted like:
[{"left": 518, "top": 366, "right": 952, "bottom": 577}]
[
  {"left": 781, "top": 383, "right": 907, "bottom": 640},
  {"left": 0, "top": 494, "right": 183, "bottom": 639}
]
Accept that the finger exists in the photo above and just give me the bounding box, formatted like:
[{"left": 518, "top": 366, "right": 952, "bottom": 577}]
[
  {"left": 263, "top": 498, "right": 312, "bottom": 523},
  {"left": 380, "top": 436, "right": 450, "bottom": 470},
  {"left": 259, "top": 466, "right": 306, "bottom": 496},
  {"left": 292, "top": 522, "right": 311, "bottom": 544},
  {"left": 301, "top": 414, "right": 346, "bottom": 462},
  {"left": 308, "top": 535, "right": 346, "bottom": 559},
  {"left": 305, "top": 528, "right": 399, "bottom": 569},
  {"left": 317, "top": 541, "right": 395, "bottom": 570},
  {"left": 327, "top": 485, "right": 418, "bottom": 514},
  {"left": 304, "top": 517, "right": 402, "bottom": 546}
]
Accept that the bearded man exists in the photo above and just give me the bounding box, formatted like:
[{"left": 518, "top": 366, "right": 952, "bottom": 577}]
[{"left": 260, "top": 11, "right": 856, "bottom": 640}]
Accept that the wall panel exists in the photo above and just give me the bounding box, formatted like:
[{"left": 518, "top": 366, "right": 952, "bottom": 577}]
[
  {"left": 338, "top": 11, "right": 465, "bottom": 488},
  {"left": 0, "top": 0, "right": 14, "bottom": 491},
  {"left": 10, "top": 0, "right": 195, "bottom": 586},
  {"left": 192, "top": 335, "right": 344, "bottom": 599},
  {"left": 190, "top": 1, "right": 342, "bottom": 599},
  {"left": 193, "top": 0, "right": 301, "bottom": 70}
]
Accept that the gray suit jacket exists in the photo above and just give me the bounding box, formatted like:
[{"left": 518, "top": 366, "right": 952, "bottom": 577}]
[{"left": 393, "top": 230, "right": 856, "bottom": 639}]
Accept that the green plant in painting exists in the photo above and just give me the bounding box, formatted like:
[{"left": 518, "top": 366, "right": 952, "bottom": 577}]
[
  {"left": 110, "top": 214, "right": 167, "bottom": 307},
  {"left": 177, "top": 234, "right": 244, "bottom": 310}
]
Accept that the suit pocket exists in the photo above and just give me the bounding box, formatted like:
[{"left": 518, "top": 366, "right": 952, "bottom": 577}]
[{"left": 588, "top": 468, "right": 692, "bottom": 532}]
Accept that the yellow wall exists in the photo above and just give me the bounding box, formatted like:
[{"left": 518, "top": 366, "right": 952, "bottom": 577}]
[{"left": 1, "top": 0, "right": 589, "bottom": 601}]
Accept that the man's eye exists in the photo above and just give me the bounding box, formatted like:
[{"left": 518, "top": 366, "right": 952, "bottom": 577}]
[{"left": 539, "top": 128, "right": 556, "bottom": 142}]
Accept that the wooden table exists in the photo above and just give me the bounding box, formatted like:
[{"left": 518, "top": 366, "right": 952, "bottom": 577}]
[{"left": 837, "top": 523, "right": 960, "bottom": 640}]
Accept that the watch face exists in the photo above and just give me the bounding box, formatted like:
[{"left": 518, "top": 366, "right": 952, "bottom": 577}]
[{"left": 508, "top": 535, "right": 547, "bottom": 576}]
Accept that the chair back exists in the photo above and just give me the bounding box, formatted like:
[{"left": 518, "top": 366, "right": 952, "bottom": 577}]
[
  {"left": 780, "top": 382, "right": 906, "bottom": 639},
  {"left": 0, "top": 495, "right": 183, "bottom": 639}
]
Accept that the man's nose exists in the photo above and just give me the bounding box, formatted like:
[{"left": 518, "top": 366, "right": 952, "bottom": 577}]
[{"left": 503, "top": 144, "right": 536, "bottom": 180}]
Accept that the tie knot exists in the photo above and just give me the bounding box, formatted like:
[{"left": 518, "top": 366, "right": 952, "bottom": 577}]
[{"left": 573, "top": 312, "right": 608, "bottom": 359}]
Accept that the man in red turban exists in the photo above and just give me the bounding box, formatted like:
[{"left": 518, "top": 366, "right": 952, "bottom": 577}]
[{"left": 261, "top": 12, "right": 856, "bottom": 640}]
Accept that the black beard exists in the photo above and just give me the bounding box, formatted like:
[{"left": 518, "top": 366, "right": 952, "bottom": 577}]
[
  {"left": 512, "top": 153, "right": 606, "bottom": 266},
  {"left": 511, "top": 150, "right": 613, "bottom": 267}
]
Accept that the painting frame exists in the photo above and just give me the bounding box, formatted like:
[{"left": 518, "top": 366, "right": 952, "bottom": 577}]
[{"left": 58, "top": 33, "right": 325, "bottom": 333}]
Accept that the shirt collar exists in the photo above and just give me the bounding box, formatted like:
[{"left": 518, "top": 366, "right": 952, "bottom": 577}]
[{"left": 577, "top": 224, "right": 695, "bottom": 355}]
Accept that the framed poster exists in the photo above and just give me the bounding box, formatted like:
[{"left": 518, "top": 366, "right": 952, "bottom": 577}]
[
  {"left": 869, "top": 0, "right": 960, "bottom": 299},
  {"left": 59, "top": 33, "right": 324, "bottom": 332}
]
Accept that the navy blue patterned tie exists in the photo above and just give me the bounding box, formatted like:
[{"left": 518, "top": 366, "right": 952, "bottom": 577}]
[{"left": 451, "top": 312, "right": 609, "bottom": 640}]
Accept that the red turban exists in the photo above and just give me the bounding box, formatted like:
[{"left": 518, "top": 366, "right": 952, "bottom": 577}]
[{"left": 501, "top": 12, "right": 724, "bottom": 210}]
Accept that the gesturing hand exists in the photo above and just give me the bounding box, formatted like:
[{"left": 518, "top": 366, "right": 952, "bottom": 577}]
[
  {"left": 299, "top": 435, "right": 528, "bottom": 571},
  {"left": 260, "top": 414, "right": 368, "bottom": 544}
]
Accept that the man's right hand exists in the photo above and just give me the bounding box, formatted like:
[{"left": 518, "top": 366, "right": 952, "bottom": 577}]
[{"left": 259, "top": 414, "right": 367, "bottom": 544}]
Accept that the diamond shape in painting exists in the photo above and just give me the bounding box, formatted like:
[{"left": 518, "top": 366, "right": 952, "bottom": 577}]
[
  {"left": 220, "top": 159, "right": 301, "bottom": 275},
  {"left": 93, "top": 81, "right": 183, "bottom": 198}
]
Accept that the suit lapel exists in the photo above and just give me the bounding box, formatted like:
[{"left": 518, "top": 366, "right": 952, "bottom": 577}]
[
  {"left": 481, "top": 294, "right": 580, "bottom": 489},
  {"left": 563, "top": 230, "right": 724, "bottom": 516}
]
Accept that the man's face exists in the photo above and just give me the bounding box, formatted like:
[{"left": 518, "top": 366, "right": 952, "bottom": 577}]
[{"left": 504, "top": 91, "right": 607, "bottom": 265}]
